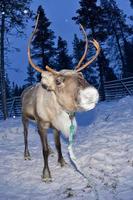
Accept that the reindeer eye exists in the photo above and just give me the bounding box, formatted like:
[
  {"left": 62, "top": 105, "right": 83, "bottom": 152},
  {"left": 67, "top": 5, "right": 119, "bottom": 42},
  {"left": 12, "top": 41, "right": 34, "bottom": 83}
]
[
  {"left": 55, "top": 76, "right": 65, "bottom": 86},
  {"left": 56, "top": 79, "right": 61, "bottom": 85}
]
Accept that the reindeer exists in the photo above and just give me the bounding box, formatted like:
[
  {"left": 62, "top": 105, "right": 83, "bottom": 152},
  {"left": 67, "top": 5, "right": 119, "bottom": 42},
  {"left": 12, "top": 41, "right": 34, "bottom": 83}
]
[{"left": 21, "top": 14, "right": 100, "bottom": 182}]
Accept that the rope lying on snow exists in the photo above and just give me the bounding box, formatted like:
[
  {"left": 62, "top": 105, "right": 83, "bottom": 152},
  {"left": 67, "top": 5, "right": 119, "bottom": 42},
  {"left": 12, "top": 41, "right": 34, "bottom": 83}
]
[{"left": 68, "top": 121, "right": 99, "bottom": 200}]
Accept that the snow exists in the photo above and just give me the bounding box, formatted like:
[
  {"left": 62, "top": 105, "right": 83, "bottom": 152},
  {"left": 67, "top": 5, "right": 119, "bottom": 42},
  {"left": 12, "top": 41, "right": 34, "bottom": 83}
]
[{"left": 0, "top": 96, "right": 133, "bottom": 200}]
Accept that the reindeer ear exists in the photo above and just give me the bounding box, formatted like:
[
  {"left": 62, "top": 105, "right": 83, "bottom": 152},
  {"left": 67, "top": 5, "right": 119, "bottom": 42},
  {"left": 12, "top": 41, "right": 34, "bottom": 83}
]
[{"left": 41, "top": 72, "right": 55, "bottom": 91}]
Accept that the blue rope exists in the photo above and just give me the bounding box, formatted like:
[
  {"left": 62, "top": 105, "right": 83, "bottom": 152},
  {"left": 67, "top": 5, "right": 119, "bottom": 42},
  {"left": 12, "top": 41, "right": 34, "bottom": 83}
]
[
  {"left": 68, "top": 121, "right": 99, "bottom": 200},
  {"left": 69, "top": 124, "right": 75, "bottom": 145}
]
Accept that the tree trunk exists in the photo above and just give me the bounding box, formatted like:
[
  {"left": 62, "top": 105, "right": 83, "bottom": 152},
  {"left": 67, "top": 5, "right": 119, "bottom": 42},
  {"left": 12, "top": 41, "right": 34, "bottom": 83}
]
[
  {"left": 112, "top": 25, "right": 126, "bottom": 78},
  {"left": 0, "top": 13, "right": 8, "bottom": 120},
  {"left": 110, "top": 1, "right": 127, "bottom": 77},
  {"left": 90, "top": 22, "right": 106, "bottom": 101},
  {"left": 97, "top": 50, "right": 106, "bottom": 101}
]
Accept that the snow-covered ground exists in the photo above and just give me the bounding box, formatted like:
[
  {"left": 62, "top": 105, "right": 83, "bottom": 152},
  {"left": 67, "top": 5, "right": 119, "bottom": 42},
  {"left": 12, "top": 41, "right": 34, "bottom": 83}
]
[{"left": 0, "top": 96, "right": 133, "bottom": 200}]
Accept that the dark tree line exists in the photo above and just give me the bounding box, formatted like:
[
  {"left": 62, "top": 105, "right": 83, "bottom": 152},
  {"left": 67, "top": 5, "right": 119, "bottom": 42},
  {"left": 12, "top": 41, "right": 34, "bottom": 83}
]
[
  {"left": 73, "top": 0, "right": 132, "bottom": 96},
  {"left": 31, "top": 5, "right": 55, "bottom": 81},
  {"left": 6, "top": 1, "right": 133, "bottom": 96},
  {"left": 30, "top": 6, "right": 73, "bottom": 82},
  {"left": 0, "top": 0, "right": 33, "bottom": 119}
]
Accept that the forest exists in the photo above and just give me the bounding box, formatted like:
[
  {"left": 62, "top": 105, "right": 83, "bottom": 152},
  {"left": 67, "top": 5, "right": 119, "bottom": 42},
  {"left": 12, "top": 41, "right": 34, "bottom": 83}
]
[{"left": 0, "top": 0, "right": 133, "bottom": 119}]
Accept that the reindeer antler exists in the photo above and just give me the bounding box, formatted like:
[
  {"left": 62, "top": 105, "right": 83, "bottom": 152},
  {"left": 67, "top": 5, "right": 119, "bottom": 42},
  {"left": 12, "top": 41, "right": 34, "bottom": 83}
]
[
  {"left": 75, "top": 24, "right": 100, "bottom": 72},
  {"left": 28, "top": 15, "right": 100, "bottom": 74},
  {"left": 28, "top": 14, "right": 59, "bottom": 75},
  {"left": 75, "top": 24, "right": 88, "bottom": 70},
  {"left": 76, "top": 39, "right": 100, "bottom": 72}
]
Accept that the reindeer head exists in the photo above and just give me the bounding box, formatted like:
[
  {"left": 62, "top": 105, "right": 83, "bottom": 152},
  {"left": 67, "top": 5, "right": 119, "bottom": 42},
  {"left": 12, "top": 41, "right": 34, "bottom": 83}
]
[{"left": 27, "top": 15, "right": 100, "bottom": 112}]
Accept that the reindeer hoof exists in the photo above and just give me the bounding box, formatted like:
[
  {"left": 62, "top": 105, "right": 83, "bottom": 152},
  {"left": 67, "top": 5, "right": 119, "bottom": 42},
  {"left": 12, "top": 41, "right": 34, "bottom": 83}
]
[
  {"left": 41, "top": 176, "right": 52, "bottom": 183},
  {"left": 58, "top": 158, "right": 67, "bottom": 167},
  {"left": 24, "top": 155, "right": 31, "bottom": 160},
  {"left": 24, "top": 151, "right": 31, "bottom": 160},
  {"left": 42, "top": 169, "right": 52, "bottom": 183}
]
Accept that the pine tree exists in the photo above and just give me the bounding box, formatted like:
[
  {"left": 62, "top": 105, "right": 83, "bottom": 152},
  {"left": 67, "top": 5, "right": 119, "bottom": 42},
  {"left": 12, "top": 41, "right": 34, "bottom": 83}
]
[
  {"left": 0, "top": 0, "right": 33, "bottom": 119},
  {"left": 129, "top": 0, "right": 133, "bottom": 8},
  {"left": 101, "top": 0, "right": 133, "bottom": 77},
  {"left": 55, "top": 36, "right": 73, "bottom": 71},
  {"left": 72, "top": 0, "right": 109, "bottom": 41},
  {"left": 24, "top": 63, "right": 36, "bottom": 86},
  {"left": 31, "top": 5, "right": 56, "bottom": 81},
  {"left": 72, "top": 0, "right": 110, "bottom": 100}
]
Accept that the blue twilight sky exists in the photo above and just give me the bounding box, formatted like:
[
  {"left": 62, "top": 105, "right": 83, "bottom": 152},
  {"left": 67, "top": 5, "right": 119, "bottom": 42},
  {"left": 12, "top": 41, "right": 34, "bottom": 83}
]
[{"left": 7, "top": 0, "right": 132, "bottom": 86}]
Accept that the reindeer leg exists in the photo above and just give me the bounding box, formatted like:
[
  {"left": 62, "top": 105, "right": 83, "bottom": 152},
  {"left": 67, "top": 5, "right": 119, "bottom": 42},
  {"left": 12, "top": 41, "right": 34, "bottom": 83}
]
[
  {"left": 48, "top": 144, "right": 54, "bottom": 156},
  {"left": 22, "top": 116, "right": 31, "bottom": 160},
  {"left": 37, "top": 121, "right": 52, "bottom": 182},
  {"left": 54, "top": 129, "right": 67, "bottom": 167}
]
